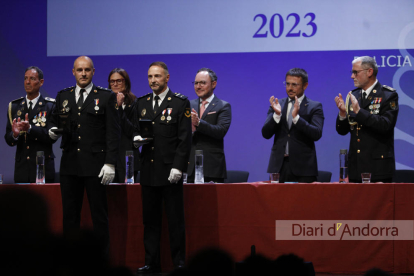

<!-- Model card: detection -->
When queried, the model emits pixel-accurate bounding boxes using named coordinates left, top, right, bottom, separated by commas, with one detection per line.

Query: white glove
left=168, top=168, right=182, bottom=184
left=98, top=164, right=115, bottom=185
left=49, top=127, right=61, bottom=140
left=133, top=135, right=149, bottom=148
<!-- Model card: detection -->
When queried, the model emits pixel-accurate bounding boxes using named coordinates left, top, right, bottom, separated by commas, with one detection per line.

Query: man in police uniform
left=49, top=56, right=120, bottom=255
left=335, top=56, right=399, bottom=183
left=134, top=62, right=191, bottom=273
left=5, top=66, right=56, bottom=183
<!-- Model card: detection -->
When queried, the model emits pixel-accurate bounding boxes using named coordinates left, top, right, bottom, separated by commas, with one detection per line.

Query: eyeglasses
left=350, top=69, right=368, bottom=76
left=192, top=81, right=209, bottom=86
left=109, top=79, right=125, bottom=85
left=283, top=81, right=301, bottom=88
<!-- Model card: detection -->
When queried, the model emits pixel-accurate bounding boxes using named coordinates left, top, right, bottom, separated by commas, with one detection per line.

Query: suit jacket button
left=78, top=124, right=81, bottom=128
left=27, top=156, right=30, bottom=160
left=27, top=146, right=29, bottom=149
left=357, top=150, right=360, bottom=153
left=152, top=147, right=154, bottom=150
left=357, top=139, right=360, bottom=142
left=78, top=136, right=81, bottom=140
left=78, top=149, right=80, bottom=152
left=381, top=155, right=384, bottom=158
left=152, top=122, right=155, bottom=124
left=151, top=159, right=153, bottom=163
left=288, top=134, right=290, bottom=137
left=78, top=113, right=81, bottom=116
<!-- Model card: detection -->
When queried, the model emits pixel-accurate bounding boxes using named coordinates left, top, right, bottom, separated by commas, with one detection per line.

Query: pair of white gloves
left=134, top=135, right=182, bottom=184
left=48, top=131, right=181, bottom=184
left=48, top=127, right=115, bottom=185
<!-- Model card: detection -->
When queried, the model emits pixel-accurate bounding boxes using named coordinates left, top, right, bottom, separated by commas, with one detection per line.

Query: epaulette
left=138, top=93, right=151, bottom=100
left=174, top=92, right=188, bottom=100
left=97, top=86, right=111, bottom=91
left=58, top=86, right=75, bottom=93
left=10, top=97, right=24, bottom=103
left=383, top=85, right=396, bottom=92
left=44, top=97, right=55, bottom=102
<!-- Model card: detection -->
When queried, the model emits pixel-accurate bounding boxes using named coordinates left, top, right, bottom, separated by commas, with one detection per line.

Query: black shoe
left=136, top=265, right=161, bottom=274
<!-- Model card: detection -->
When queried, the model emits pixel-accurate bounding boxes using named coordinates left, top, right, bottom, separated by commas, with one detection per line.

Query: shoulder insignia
left=10, top=97, right=24, bottom=103
left=185, top=108, right=191, bottom=118
left=44, top=97, right=55, bottom=102
left=97, top=86, right=111, bottom=91
left=174, top=93, right=188, bottom=100
left=58, top=86, right=75, bottom=93
left=383, top=85, right=396, bottom=92
left=137, top=93, right=151, bottom=100
left=390, top=101, right=397, bottom=110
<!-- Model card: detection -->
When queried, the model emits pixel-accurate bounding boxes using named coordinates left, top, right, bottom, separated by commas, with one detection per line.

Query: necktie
left=154, top=95, right=160, bottom=113
left=362, top=92, right=367, bottom=106
left=77, top=89, right=86, bottom=109
left=287, top=99, right=295, bottom=129
left=286, top=99, right=295, bottom=156
left=199, top=100, right=208, bottom=118
left=28, top=101, right=33, bottom=113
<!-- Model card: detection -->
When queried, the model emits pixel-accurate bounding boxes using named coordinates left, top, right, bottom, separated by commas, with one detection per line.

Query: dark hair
left=197, top=68, right=218, bottom=82
left=107, top=68, right=136, bottom=106
left=286, top=68, right=308, bottom=84
left=25, top=66, right=44, bottom=80
left=149, top=61, right=169, bottom=74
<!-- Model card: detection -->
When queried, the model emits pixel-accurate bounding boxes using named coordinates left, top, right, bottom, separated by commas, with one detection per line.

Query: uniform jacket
left=336, top=82, right=399, bottom=181
left=135, top=90, right=192, bottom=186
left=51, top=85, right=121, bottom=177
left=187, top=96, right=231, bottom=179
left=5, top=95, right=56, bottom=183
left=262, top=96, right=324, bottom=176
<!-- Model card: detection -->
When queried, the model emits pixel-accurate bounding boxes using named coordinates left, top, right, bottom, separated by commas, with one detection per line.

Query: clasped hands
left=335, top=92, right=360, bottom=117
left=269, top=95, right=300, bottom=118
left=191, top=108, right=200, bottom=132
left=12, top=113, right=30, bottom=138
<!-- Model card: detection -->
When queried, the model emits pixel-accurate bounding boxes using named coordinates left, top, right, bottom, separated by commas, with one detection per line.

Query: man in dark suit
left=134, top=62, right=191, bottom=273
left=187, top=68, right=231, bottom=183
left=5, top=66, right=56, bottom=183
left=335, top=56, right=398, bottom=183
left=262, top=68, right=324, bottom=183
left=49, top=56, right=120, bottom=255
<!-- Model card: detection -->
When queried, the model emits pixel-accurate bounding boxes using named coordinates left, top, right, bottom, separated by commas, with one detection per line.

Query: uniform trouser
left=141, top=184, right=186, bottom=267
left=60, top=175, right=109, bottom=256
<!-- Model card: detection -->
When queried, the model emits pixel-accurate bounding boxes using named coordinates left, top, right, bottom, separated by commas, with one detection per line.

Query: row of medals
left=61, top=99, right=100, bottom=112
left=33, top=112, right=47, bottom=127
left=161, top=108, right=172, bottom=121
left=369, top=98, right=381, bottom=114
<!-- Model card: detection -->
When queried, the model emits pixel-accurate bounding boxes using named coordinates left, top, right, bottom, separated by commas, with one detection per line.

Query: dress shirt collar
left=153, top=87, right=169, bottom=103
left=26, top=93, right=41, bottom=107
left=75, top=82, right=93, bottom=99
left=200, top=93, right=215, bottom=106
left=289, top=93, right=305, bottom=104
left=362, top=79, right=378, bottom=98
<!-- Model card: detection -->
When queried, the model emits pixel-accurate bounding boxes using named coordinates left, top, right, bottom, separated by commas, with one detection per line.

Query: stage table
left=0, top=182, right=413, bottom=274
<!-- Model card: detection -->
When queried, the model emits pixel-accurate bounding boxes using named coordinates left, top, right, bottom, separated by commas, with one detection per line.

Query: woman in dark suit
left=108, top=68, right=140, bottom=183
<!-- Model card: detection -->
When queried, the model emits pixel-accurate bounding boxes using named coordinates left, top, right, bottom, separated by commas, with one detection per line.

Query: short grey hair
left=353, top=56, right=378, bottom=76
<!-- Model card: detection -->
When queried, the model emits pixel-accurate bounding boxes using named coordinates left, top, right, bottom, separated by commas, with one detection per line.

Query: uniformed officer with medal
left=335, top=56, right=399, bottom=183
left=5, top=66, right=56, bottom=183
